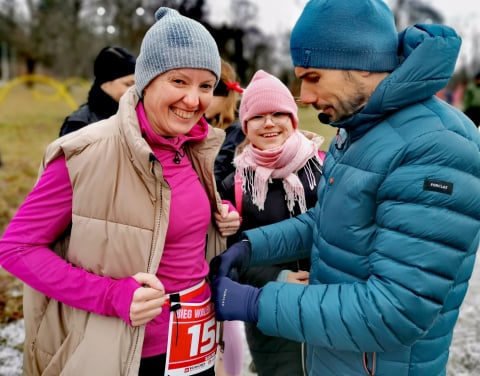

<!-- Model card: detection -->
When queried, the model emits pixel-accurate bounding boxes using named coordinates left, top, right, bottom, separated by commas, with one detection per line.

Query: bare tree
left=0, top=0, right=277, bottom=84
left=5, top=0, right=100, bottom=78
left=389, top=0, right=443, bottom=30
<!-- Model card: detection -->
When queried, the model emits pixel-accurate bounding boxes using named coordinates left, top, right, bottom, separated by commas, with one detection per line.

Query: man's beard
left=317, top=95, right=366, bottom=124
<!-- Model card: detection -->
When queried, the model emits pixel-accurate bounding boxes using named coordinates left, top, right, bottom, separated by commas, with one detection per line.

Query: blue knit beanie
left=135, top=7, right=221, bottom=96
left=290, top=0, right=399, bottom=72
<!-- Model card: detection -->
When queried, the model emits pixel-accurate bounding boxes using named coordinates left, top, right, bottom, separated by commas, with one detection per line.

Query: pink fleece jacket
left=0, top=104, right=214, bottom=357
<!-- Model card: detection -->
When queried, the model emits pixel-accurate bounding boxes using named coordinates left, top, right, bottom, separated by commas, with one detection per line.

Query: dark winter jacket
left=214, top=120, right=245, bottom=186
left=245, top=24, right=480, bottom=375
left=59, top=84, right=119, bottom=136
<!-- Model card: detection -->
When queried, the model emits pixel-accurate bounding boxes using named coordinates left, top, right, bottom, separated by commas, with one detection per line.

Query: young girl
left=218, top=70, right=324, bottom=376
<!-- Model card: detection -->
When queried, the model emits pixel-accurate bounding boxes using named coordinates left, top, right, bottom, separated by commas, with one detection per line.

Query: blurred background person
left=59, top=45, right=136, bottom=136
left=463, top=71, right=480, bottom=128
left=205, top=58, right=245, bottom=187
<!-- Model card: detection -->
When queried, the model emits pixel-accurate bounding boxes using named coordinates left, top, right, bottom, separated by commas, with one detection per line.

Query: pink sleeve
left=220, top=321, right=244, bottom=375
left=0, top=156, right=139, bottom=324
left=221, top=199, right=237, bottom=213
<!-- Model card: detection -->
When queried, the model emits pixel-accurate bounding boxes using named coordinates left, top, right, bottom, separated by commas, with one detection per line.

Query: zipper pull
left=335, top=129, right=346, bottom=150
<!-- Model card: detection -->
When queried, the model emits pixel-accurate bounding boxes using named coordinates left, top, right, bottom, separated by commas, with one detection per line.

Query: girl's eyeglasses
left=247, top=112, right=291, bottom=127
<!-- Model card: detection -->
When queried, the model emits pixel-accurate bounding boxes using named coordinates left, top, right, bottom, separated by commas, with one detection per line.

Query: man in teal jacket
left=210, top=0, right=480, bottom=375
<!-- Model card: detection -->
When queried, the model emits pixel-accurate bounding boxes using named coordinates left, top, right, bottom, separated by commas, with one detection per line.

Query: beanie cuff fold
left=291, top=48, right=398, bottom=72
left=289, top=0, right=399, bottom=72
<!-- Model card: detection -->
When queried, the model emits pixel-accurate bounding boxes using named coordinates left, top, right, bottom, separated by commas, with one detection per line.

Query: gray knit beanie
left=290, top=0, right=399, bottom=72
left=135, top=7, right=221, bottom=96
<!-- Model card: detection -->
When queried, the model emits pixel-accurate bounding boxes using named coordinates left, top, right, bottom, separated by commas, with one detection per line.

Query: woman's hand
left=214, top=203, right=241, bottom=237
left=287, top=270, right=309, bottom=285
left=130, top=273, right=166, bottom=327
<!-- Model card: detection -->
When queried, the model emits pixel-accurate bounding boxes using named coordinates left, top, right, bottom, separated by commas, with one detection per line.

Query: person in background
left=217, top=70, right=324, bottom=376
left=463, top=71, right=480, bottom=128
left=204, top=58, right=245, bottom=376
left=59, top=45, right=136, bottom=136
left=0, top=7, right=240, bottom=376
left=204, top=58, right=245, bottom=187
left=210, top=0, right=480, bottom=375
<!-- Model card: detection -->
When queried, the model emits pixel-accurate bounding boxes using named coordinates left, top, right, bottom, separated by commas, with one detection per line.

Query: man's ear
left=362, top=71, right=390, bottom=92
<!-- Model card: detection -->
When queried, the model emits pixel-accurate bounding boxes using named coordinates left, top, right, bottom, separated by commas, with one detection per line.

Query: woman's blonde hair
left=210, top=59, right=241, bottom=130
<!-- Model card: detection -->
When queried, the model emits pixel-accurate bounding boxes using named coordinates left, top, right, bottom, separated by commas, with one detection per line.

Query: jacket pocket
left=27, top=299, right=84, bottom=376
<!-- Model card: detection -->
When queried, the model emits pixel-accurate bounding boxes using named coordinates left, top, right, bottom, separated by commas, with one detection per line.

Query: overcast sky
left=208, top=0, right=478, bottom=31
left=207, top=0, right=479, bottom=70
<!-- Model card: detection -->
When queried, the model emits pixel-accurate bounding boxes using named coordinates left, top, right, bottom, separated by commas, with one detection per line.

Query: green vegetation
left=298, top=105, right=336, bottom=149
left=0, top=82, right=88, bottom=321
left=0, top=84, right=87, bottom=235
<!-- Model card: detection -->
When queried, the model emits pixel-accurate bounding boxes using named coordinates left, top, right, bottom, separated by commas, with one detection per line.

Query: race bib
left=164, top=298, right=218, bottom=376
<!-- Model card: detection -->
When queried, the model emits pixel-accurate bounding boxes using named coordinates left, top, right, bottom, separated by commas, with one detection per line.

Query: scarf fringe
left=235, top=132, right=323, bottom=215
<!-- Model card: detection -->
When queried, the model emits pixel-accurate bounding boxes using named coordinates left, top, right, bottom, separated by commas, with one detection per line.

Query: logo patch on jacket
left=423, top=179, right=453, bottom=195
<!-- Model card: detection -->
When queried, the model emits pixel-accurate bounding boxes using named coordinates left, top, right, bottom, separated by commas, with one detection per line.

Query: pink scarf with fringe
left=234, top=131, right=321, bottom=214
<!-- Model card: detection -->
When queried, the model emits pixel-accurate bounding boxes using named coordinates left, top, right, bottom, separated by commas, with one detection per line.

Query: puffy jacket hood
left=336, top=24, right=461, bottom=137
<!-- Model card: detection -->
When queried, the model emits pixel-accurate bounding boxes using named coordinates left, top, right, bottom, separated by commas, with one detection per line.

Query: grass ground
left=0, top=83, right=87, bottom=235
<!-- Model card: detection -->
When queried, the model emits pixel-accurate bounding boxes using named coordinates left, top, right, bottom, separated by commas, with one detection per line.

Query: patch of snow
left=0, top=319, right=24, bottom=376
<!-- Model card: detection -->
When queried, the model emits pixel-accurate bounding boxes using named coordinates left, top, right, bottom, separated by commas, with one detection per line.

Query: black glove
left=211, top=276, right=261, bottom=322
left=209, top=240, right=251, bottom=282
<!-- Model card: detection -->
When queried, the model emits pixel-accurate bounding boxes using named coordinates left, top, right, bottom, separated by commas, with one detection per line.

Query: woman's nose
left=183, top=89, right=200, bottom=107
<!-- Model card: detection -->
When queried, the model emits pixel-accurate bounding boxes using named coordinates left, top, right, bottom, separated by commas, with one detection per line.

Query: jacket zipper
left=126, top=154, right=163, bottom=375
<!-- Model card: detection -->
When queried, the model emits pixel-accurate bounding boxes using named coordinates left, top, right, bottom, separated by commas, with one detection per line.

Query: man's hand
left=209, top=240, right=251, bottom=282
left=214, top=203, right=241, bottom=237
left=211, top=276, right=261, bottom=322
left=130, top=273, right=166, bottom=327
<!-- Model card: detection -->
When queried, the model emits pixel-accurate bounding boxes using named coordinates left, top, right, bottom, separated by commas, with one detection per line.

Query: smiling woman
left=0, top=6, right=241, bottom=376
left=142, top=69, right=217, bottom=137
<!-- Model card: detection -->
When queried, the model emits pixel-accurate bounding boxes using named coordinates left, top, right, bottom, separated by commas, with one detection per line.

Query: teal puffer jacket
left=244, top=24, right=480, bottom=375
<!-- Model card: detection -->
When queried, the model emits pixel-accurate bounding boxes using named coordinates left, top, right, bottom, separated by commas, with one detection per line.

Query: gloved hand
left=209, top=240, right=251, bottom=282
left=211, top=276, right=261, bottom=322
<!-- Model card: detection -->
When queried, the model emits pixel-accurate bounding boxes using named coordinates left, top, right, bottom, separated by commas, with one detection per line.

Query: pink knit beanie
left=239, top=70, right=298, bottom=133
